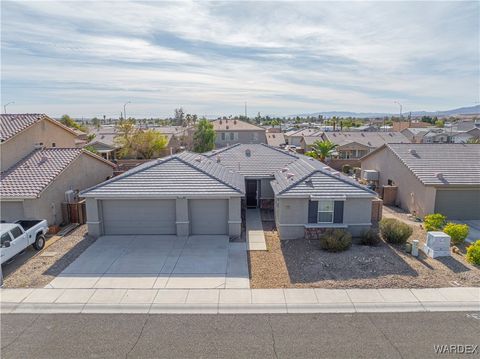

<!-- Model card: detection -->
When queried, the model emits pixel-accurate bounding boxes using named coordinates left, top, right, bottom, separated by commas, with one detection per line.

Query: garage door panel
left=190, top=199, right=228, bottom=235
left=102, top=199, right=176, bottom=235
left=434, top=190, right=480, bottom=220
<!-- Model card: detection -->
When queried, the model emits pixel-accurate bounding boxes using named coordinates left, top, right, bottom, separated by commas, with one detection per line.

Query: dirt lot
left=249, top=209, right=480, bottom=289
left=2, top=225, right=96, bottom=288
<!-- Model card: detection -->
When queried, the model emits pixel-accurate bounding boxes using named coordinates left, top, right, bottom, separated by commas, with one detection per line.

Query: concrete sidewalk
left=1, top=287, right=478, bottom=314
left=246, top=209, right=267, bottom=250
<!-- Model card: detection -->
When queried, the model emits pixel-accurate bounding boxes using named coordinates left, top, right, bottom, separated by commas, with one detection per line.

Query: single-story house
left=83, top=144, right=379, bottom=240
left=206, top=144, right=378, bottom=238
left=361, top=143, right=480, bottom=219
left=80, top=152, right=245, bottom=238
left=0, top=114, right=79, bottom=172
left=285, top=128, right=323, bottom=147
left=1, top=148, right=115, bottom=225
left=322, top=131, right=411, bottom=159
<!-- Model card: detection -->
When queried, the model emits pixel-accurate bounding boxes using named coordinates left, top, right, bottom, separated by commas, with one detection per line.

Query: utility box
left=423, top=231, right=451, bottom=258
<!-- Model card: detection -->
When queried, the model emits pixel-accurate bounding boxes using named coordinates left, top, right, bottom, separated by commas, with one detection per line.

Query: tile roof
left=81, top=151, right=245, bottom=198
left=205, top=144, right=299, bottom=178
left=1, top=114, right=45, bottom=142
left=302, top=136, right=323, bottom=146
left=212, top=119, right=265, bottom=132
left=323, top=131, right=410, bottom=148
left=1, top=148, right=85, bottom=198
left=285, top=128, right=323, bottom=137
left=271, top=155, right=376, bottom=198
left=0, top=114, right=77, bottom=142
left=266, top=132, right=286, bottom=147
left=384, top=143, right=480, bottom=186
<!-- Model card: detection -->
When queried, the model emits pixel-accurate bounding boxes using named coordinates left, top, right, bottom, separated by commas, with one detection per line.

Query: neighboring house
left=422, top=130, right=449, bottom=144
left=361, top=144, right=480, bottom=219
left=80, top=152, right=245, bottom=238
left=350, top=124, right=378, bottom=132
left=82, top=144, right=378, bottom=240
left=322, top=131, right=411, bottom=159
left=450, top=128, right=480, bottom=143
left=392, top=121, right=431, bottom=132
left=266, top=132, right=286, bottom=148
left=400, top=128, right=433, bottom=143
left=300, top=136, right=323, bottom=152
left=206, top=144, right=378, bottom=238
left=284, top=128, right=323, bottom=147
left=87, top=131, right=119, bottom=161
left=0, top=148, right=115, bottom=225
left=212, top=119, right=266, bottom=148
left=0, top=114, right=79, bottom=171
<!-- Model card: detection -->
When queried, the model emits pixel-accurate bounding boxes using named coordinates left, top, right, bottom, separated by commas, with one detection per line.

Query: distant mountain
left=290, top=105, right=480, bottom=118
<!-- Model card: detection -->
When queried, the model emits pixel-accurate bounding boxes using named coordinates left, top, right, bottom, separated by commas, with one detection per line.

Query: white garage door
left=190, top=199, right=228, bottom=235
left=102, top=199, right=176, bottom=235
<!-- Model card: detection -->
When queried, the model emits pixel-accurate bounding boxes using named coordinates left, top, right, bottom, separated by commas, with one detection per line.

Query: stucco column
left=228, top=197, right=242, bottom=238
left=423, top=186, right=437, bottom=217
left=85, top=198, right=102, bottom=237
left=176, top=198, right=189, bottom=237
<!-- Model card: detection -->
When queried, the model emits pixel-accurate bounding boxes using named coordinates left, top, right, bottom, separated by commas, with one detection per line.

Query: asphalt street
left=1, top=312, right=479, bottom=358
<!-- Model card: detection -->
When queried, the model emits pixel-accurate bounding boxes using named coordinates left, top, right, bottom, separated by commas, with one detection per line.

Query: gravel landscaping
left=249, top=209, right=480, bottom=289
left=2, top=225, right=96, bottom=288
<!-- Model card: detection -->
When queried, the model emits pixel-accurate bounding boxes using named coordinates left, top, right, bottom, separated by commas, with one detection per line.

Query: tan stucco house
left=212, top=119, right=266, bottom=148
left=361, top=143, right=480, bottom=219
left=1, top=148, right=115, bottom=225
left=0, top=114, right=79, bottom=172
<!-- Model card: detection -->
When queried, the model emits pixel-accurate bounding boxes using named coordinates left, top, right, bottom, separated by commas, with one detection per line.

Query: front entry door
left=246, top=180, right=258, bottom=208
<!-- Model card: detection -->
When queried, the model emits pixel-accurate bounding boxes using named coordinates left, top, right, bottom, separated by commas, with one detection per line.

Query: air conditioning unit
left=363, top=170, right=379, bottom=181
left=65, top=190, right=77, bottom=204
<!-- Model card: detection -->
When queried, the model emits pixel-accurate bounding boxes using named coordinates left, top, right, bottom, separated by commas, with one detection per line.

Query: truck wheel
left=33, top=234, right=45, bottom=250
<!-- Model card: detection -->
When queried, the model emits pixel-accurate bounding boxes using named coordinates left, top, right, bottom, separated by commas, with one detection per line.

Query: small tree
left=443, top=223, right=469, bottom=245
left=193, top=119, right=215, bottom=153
left=115, top=119, right=137, bottom=158
left=309, top=140, right=338, bottom=162
left=423, top=213, right=447, bottom=231
left=60, top=114, right=87, bottom=132
left=130, top=130, right=168, bottom=159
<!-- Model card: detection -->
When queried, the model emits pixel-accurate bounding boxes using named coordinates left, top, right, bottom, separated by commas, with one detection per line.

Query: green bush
left=423, top=213, right=447, bottom=231
left=466, top=240, right=480, bottom=265
left=359, top=229, right=382, bottom=246
left=319, top=229, right=352, bottom=252
left=341, top=164, right=351, bottom=174
left=379, top=218, right=413, bottom=244
left=443, top=223, right=469, bottom=245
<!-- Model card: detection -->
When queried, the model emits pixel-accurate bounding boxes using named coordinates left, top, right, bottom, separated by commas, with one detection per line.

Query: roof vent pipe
left=216, top=156, right=221, bottom=163
left=287, top=173, right=295, bottom=179
left=245, top=149, right=251, bottom=157
left=409, top=149, right=417, bottom=155
left=436, top=172, right=444, bottom=180
left=281, top=167, right=289, bottom=172
left=195, top=157, right=202, bottom=162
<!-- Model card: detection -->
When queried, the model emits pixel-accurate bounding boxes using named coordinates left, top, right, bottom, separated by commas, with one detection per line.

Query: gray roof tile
left=385, top=143, right=480, bottom=185
left=205, top=144, right=299, bottom=177
left=81, top=151, right=245, bottom=198
left=324, top=131, right=410, bottom=148
left=271, top=155, right=376, bottom=198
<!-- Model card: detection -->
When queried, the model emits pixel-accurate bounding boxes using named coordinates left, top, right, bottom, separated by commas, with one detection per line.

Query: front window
left=318, top=200, right=334, bottom=223
left=229, top=132, right=235, bottom=141
left=221, top=133, right=226, bottom=141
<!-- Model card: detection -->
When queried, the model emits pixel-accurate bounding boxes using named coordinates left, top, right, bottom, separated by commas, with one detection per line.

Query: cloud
left=1, top=0, right=478, bottom=117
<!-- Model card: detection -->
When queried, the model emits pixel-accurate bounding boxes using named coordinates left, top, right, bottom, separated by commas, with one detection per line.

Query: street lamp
left=394, top=101, right=403, bottom=119
left=3, top=101, right=15, bottom=114
left=123, top=101, right=131, bottom=120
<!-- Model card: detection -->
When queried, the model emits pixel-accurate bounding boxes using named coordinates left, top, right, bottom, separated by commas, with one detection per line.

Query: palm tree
left=307, top=140, right=338, bottom=162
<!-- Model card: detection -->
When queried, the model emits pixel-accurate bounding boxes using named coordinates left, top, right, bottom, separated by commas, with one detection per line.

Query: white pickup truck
left=0, top=220, right=48, bottom=265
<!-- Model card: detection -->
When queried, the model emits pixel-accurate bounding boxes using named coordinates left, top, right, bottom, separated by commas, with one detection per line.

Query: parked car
left=0, top=220, right=48, bottom=264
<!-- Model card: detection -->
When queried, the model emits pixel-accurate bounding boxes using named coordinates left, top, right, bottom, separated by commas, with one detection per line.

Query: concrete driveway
left=47, top=235, right=249, bottom=289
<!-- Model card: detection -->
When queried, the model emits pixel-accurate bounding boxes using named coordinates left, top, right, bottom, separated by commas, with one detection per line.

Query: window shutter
left=308, top=201, right=318, bottom=223
left=333, top=201, right=344, bottom=223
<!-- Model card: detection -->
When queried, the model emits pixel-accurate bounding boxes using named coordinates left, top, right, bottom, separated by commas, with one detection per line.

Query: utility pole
left=244, top=102, right=247, bottom=119
left=394, top=101, right=403, bottom=120
left=3, top=101, right=14, bottom=114
left=123, top=101, right=131, bottom=120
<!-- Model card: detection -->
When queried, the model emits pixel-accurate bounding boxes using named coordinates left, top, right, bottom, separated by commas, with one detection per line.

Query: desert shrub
left=379, top=218, right=413, bottom=244
left=341, top=164, right=351, bottom=174
left=359, top=228, right=382, bottom=246
left=443, top=223, right=469, bottom=245
left=466, top=240, right=480, bottom=265
left=423, top=213, right=446, bottom=231
left=319, top=229, right=352, bottom=252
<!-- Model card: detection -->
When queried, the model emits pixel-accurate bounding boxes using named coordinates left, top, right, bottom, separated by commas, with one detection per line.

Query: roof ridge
left=80, top=155, right=176, bottom=195
left=259, top=143, right=299, bottom=159
left=204, top=143, right=242, bottom=157
left=176, top=155, right=243, bottom=194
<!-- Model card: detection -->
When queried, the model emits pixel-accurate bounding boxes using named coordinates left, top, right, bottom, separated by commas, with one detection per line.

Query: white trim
left=86, top=221, right=101, bottom=225
left=175, top=221, right=189, bottom=224
left=228, top=220, right=242, bottom=224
